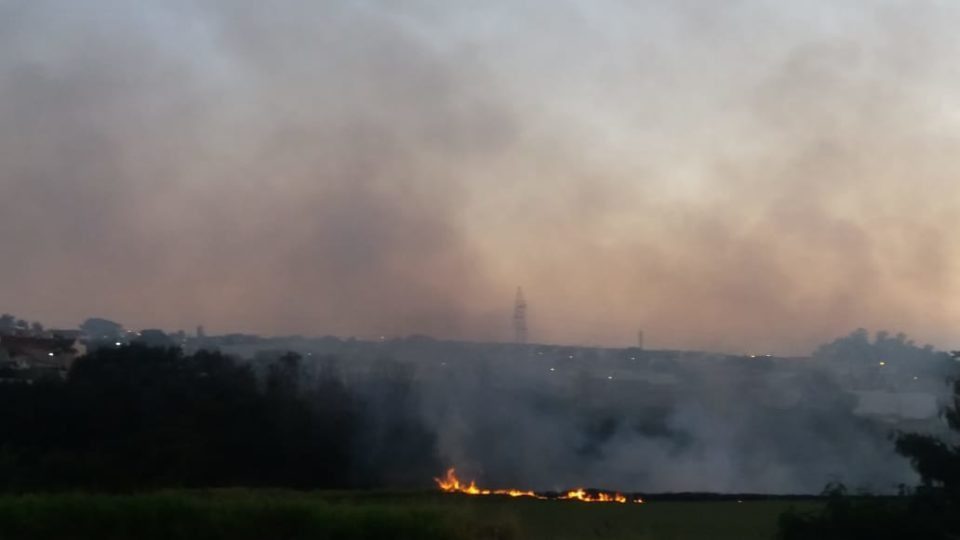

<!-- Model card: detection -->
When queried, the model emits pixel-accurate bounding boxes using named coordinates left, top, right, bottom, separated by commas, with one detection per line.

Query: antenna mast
left=513, top=287, right=528, bottom=344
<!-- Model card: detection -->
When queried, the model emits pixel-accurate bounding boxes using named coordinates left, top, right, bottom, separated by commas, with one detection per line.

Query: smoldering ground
left=3, top=1, right=960, bottom=354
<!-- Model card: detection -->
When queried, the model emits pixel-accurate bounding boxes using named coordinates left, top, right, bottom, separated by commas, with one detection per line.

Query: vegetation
left=471, top=497, right=813, bottom=540
left=4, top=337, right=956, bottom=538
left=0, top=345, right=438, bottom=491
left=0, top=491, right=500, bottom=540
left=0, top=314, right=43, bottom=335
left=778, top=354, right=960, bottom=539
left=778, top=486, right=934, bottom=540
left=0, top=490, right=814, bottom=540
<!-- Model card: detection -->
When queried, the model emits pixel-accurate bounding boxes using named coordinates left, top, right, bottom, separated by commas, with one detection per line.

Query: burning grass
left=434, top=468, right=641, bottom=504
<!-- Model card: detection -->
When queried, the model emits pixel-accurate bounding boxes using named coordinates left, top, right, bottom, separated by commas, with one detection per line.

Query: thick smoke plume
left=2, top=1, right=960, bottom=353
left=242, top=330, right=953, bottom=494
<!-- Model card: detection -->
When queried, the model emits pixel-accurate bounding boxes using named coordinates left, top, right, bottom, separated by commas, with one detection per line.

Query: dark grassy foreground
left=440, top=495, right=819, bottom=540
left=0, top=491, right=476, bottom=540
left=0, top=490, right=820, bottom=540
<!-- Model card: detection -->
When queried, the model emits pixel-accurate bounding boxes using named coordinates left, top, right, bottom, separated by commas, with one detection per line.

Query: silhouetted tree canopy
left=0, top=345, right=438, bottom=491
left=79, top=318, right=124, bottom=341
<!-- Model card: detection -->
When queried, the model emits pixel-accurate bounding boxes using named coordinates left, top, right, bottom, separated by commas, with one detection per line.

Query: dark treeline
left=0, top=345, right=438, bottom=491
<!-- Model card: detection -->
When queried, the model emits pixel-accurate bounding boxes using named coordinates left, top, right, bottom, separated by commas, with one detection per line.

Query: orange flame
left=562, top=488, right=628, bottom=503
left=433, top=468, right=642, bottom=504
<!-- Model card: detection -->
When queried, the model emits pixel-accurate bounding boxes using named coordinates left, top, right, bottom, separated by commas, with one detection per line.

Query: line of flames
left=434, top=468, right=643, bottom=504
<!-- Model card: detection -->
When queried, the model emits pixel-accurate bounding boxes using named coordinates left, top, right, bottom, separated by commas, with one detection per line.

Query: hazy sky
left=3, top=1, right=960, bottom=354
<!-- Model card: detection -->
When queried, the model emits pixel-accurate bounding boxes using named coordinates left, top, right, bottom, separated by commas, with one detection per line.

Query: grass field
left=0, top=490, right=820, bottom=540
left=415, top=493, right=820, bottom=540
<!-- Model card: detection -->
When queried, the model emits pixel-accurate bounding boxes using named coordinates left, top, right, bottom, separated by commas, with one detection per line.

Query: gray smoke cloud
left=446, top=336, right=954, bottom=493
left=2, top=1, right=960, bottom=354
left=259, top=330, right=952, bottom=494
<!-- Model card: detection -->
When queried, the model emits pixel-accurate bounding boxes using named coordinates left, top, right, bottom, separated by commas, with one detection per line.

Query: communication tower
left=513, top=287, right=528, bottom=344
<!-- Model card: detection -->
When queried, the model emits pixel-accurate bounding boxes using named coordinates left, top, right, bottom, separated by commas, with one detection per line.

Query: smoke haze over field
left=3, top=1, right=960, bottom=353
left=249, top=331, right=955, bottom=494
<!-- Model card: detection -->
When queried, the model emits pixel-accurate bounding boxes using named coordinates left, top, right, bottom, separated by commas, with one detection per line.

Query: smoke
left=240, top=330, right=951, bottom=494
left=390, top=333, right=952, bottom=494
left=3, top=1, right=960, bottom=353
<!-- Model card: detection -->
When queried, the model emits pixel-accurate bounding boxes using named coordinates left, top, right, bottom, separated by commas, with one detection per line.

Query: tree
left=133, top=329, right=175, bottom=348
left=0, top=314, right=14, bottom=334
left=780, top=353, right=960, bottom=539
left=80, top=318, right=124, bottom=342
left=0, top=345, right=377, bottom=491
left=896, top=353, right=960, bottom=477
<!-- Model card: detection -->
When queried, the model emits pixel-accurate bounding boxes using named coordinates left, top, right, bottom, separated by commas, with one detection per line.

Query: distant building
left=0, top=334, right=83, bottom=381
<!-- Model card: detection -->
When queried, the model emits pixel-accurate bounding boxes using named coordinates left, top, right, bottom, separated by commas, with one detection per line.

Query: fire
left=433, top=469, right=642, bottom=504
left=562, top=488, right=628, bottom=504
left=434, top=469, right=536, bottom=497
